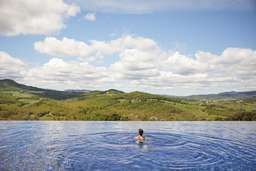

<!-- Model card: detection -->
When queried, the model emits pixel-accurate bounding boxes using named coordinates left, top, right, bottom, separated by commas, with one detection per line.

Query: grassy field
left=0, top=81, right=255, bottom=121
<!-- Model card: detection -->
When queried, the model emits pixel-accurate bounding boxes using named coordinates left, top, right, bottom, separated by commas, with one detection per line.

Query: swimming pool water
left=0, top=121, right=255, bottom=170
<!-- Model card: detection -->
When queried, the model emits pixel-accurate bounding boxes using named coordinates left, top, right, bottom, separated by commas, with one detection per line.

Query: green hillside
left=0, top=79, right=82, bottom=100
left=0, top=79, right=255, bottom=121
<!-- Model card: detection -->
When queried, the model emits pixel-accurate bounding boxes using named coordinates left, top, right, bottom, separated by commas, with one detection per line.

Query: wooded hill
left=0, top=79, right=255, bottom=120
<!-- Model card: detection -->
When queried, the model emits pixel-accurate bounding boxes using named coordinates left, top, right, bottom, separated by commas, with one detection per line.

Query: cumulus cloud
left=84, top=13, right=96, bottom=21
left=32, top=35, right=256, bottom=94
left=34, top=37, right=89, bottom=58
left=155, top=48, right=256, bottom=92
left=110, top=48, right=162, bottom=80
left=3, top=35, right=256, bottom=95
left=0, top=0, right=80, bottom=36
left=34, top=35, right=159, bottom=61
left=24, top=58, right=108, bottom=90
left=0, top=51, right=27, bottom=80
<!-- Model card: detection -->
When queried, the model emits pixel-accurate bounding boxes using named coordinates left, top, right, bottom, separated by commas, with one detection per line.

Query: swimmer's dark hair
left=138, top=128, right=143, bottom=136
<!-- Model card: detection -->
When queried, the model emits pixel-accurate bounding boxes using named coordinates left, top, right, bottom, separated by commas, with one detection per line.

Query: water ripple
left=0, top=122, right=256, bottom=170
left=83, top=132, right=256, bottom=170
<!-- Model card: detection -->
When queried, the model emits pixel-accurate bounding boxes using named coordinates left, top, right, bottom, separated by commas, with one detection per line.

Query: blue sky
left=0, top=0, right=256, bottom=95
left=1, top=11, right=256, bottom=64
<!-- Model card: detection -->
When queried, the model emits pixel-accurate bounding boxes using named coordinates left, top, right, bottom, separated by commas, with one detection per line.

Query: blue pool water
left=0, top=121, right=256, bottom=171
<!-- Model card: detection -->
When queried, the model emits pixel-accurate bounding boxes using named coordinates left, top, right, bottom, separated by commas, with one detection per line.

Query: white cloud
left=110, top=48, right=162, bottom=80
left=32, top=35, right=256, bottom=95
left=34, top=37, right=90, bottom=58
left=34, top=35, right=159, bottom=61
left=0, top=51, right=27, bottom=80
left=84, top=13, right=96, bottom=21
left=0, top=0, right=80, bottom=36
left=24, top=58, right=107, bottom=90
left=3, top=35, right=256, bottom=95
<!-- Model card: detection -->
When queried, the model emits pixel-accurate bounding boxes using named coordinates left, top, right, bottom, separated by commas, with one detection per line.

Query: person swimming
left=135, top=128, right=145, bottom=143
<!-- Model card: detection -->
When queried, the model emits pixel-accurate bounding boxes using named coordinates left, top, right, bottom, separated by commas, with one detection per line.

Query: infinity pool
left=0, top=121, right=255, bottom=170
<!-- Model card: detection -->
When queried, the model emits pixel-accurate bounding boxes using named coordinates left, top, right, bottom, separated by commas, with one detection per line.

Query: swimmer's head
left=138, top=128, right=143, bottom=136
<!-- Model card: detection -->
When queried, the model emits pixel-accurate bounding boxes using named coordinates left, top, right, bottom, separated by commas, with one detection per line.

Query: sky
left=0, top=0, right=256, bottom=96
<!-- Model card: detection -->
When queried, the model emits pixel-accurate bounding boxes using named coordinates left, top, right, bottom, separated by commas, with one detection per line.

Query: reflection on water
left=0, top=121, right=256, bottom=170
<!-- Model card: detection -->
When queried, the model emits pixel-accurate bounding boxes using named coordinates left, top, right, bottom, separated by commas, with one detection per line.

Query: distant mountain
left=187, top=91, right=256, bottom=100
left=0, top=79, right=83, bottom=100
left=0, top=79, right=255, bottom=121
left=219, top=91, right=256, bottom=97
left=65, top=89, right=91, bottom=93
left=0, top=79, right=37, bottom=90
left=1, top=79, right=255, bottom=100
left=103, top=89, right=124, bottom=94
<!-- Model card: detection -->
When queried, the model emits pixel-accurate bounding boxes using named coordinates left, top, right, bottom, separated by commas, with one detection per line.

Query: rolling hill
left=0, top=79, right=255, bottom=121
left=0, top=79, right=83, bottom=99
left=187, top=91, right=256, bottom=100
